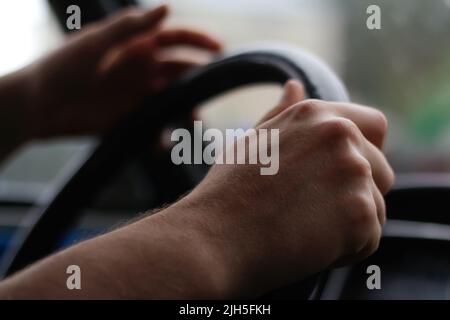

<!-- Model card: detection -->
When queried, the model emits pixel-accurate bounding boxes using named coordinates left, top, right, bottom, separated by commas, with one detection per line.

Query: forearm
left=0, top=68, right=31, bottom=164
left=0, top=199, right=234, bottom=299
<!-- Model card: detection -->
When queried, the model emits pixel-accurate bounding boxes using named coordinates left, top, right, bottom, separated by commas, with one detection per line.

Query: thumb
left=279, top=79, right=305, bottom=110
left=257, top=80, right=305, bottom=125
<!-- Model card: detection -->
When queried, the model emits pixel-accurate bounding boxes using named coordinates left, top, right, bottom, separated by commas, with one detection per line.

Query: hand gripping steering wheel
left=0, top=44, right=350, bottom=298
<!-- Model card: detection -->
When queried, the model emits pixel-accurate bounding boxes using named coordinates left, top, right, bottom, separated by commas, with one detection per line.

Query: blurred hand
left=177, top=80, right=394, bottom=297
left=24, top=5, right=222, bottom=138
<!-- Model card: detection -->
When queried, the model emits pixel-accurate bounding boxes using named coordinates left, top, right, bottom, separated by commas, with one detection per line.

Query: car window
left=0, top=1, right=63, bottom=75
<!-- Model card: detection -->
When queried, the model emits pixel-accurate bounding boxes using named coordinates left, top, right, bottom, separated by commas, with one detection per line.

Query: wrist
left=169, top=189, right=268, bottom=298
left=131, top=200, right=238, bottom=299
left=144, top=195, right=255, bottom=299
left=179, top=179, right=315, bottom=298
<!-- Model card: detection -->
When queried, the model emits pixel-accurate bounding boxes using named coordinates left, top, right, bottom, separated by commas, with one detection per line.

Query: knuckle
left=290, top=99, right=322, bottom=119
left=333, top=154, right=372, bottom=180
left=346, top=192, right=376, bottom=228
left=346, top=155, right=372, bottom=179
left=115, top=9, right=142, bottom=29
left=119, top=8, right=141, bottom=19
left=329, top=153, right=372, bottom=183
left=76, top=30, right=103, bottom=54
left=322, top=122, right=372, bottom=179
left=119, top=16, right=138, bottom=29
left=317, top=117, right=360, bottom=143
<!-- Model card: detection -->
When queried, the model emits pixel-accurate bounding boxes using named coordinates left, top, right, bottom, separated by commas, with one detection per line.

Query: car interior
left=0, top=0, right=450, bottom=300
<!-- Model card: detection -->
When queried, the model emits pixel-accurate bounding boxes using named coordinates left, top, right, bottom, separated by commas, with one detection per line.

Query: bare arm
left=0, top=200, right=233, bottom=299
left=0, top=82, right=394, bottom=299
left=0, top=4, right=221, bottom=163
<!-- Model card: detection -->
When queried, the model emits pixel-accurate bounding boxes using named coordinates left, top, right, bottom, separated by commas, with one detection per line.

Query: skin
left=0, top=4, right=221, bottom=160
left=0, top=5, right=394, bottom=299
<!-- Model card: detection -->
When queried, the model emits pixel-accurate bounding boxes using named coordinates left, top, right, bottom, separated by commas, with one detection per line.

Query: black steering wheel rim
left=0, top=45, right=350, bottom=298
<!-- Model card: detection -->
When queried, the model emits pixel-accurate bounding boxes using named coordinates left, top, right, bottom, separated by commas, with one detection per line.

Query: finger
left=334, top=116, right=394, bottom=195
left=154, top=28, right=223, bottom=51
left=95, top=5, right=169, bottom=49
left=278, top=80, right=305, bottom=110
left=257, top=80, right=305, bottom=125
left=360, top=138, right=395, bottom=195
left=371, top=180, right=387, bottom=226
left=322, top=101, right=388, bottom=149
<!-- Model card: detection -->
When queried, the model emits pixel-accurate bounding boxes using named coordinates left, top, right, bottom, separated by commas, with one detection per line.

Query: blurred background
left=1, top=0, right=450, bottom=181
left=0, top=0, right=450, bottom=298
left=0, top=0, right=450, bottom=253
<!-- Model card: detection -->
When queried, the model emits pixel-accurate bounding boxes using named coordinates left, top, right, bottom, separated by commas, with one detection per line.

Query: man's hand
left=23, top=5, right=222, bottom=138
left=177, top=80, right=395, bottom=297
left=0, top=81, right=395, bottom=299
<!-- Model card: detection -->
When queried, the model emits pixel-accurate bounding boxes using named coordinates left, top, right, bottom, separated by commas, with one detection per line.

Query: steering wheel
left=0, top=44, right=350, bottom=298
